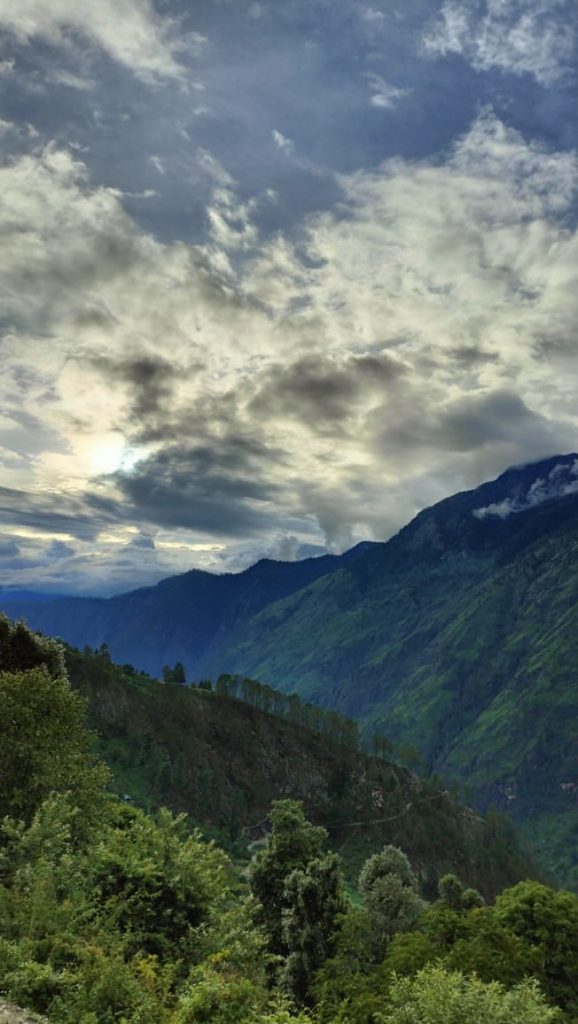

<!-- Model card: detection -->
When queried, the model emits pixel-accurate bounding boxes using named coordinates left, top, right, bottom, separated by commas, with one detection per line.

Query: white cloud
left=423, top=0, right=575, bottom=85
left=360, top=8, right=386, bottom=25
left=47, top=68, right=95, bottom=91
left=365, top=72, right=410, bottom=109
left=473, top=458, right=578, bottom=518
left=1, top=111, right=578, bottom=590
left=149, top=155, right=166, bottom=175
left=0, top=0, right=203, bottom=82
left=244, top=111, right=578, bottom=484
left=272, top=129, right=295, bottom=155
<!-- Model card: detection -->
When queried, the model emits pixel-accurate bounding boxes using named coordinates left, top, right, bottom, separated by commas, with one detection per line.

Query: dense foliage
left=1, top=616, right=577, bottom=1022
left=61, top=642, right=531, bottom=895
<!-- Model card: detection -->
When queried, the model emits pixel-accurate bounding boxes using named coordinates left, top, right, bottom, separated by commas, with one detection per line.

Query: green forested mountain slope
left=193, top=461, right=578, bottom=884
left=63, top=643, right=530, bottom=896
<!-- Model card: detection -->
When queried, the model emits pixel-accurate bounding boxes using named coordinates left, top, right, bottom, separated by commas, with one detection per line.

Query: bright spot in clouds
left=88, top=438, right=142, bottom=477
left=0, top=0, right=576, bottom=593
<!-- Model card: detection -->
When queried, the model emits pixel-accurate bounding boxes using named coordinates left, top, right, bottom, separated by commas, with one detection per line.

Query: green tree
left=359, top=847, right=423, bottom=960
left=0, top=614, right=64, bottom=677
left=173, top=662, right=187, bottom=686
left=377, top=965, right=559, bottom=1024
left=249, top=801, right=327, bottom=957
left=493, top=881, right=578, bottom=1017
left=443, top=907, right=541, bottom=988
left=90, top=806, right=227, bottom=961
left=0, top=666, right=108, bottom=826
left=280, top=852, right=344, bottom=1004
left=249, top=801, right=343, bottom=1003
left=438, top=874, right=484, bottom=913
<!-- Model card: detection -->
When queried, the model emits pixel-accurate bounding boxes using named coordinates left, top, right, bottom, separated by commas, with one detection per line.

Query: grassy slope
left=65, top=645, right=533, bottom=897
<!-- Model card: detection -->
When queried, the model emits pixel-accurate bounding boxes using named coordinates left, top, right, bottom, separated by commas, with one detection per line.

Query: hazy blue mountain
left=1, top=546, right=377, bottom=676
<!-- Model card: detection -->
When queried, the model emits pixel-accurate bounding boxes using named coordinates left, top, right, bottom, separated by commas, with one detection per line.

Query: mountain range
left=4, top=453, right=578, bottom=885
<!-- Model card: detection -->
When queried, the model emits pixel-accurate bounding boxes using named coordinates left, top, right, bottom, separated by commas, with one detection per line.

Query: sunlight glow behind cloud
left=0, top=0, right=576, bottom=592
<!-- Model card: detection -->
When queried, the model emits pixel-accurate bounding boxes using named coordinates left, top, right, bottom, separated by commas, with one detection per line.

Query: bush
left=377, top=965, right=560, bottom=1024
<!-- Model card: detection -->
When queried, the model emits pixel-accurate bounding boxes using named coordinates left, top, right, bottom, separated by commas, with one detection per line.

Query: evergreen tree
left=359, top=846, right=423, bottom=960
left=280, top=852, right=344, bottom=1005
left=249, top=801, right=327, bottom=957
left=250, top=801, right=343, bottom=1003
left=173, top=662, right=186, bottom=686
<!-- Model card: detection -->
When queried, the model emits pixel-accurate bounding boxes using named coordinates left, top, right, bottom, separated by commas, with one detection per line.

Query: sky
left=0, top=0, right=577, bottom=595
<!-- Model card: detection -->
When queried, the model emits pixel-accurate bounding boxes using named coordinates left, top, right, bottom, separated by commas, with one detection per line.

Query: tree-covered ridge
left=1, top=616, right=576, bottom=1023
left=62, top=638, right=532, bottom=895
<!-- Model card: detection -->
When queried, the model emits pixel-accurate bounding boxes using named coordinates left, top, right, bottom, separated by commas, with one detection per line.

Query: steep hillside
left=194, top=457, right=578, bottom=884
left=63, top=643, right=531, bottom=896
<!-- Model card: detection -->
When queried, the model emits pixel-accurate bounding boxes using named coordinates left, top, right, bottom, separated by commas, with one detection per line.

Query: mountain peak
left=473, top=453, right=578, bottom=520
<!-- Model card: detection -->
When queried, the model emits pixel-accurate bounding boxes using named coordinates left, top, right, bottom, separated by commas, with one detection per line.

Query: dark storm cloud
left=87, top=354, right=189, bottom=422
left=377, top=390, right=576, bottom=459
left=111, top=436, right=283, bottom=536
left=0, top=485, right=114, bottom=541
left=250, top=353, right=404, bottom=429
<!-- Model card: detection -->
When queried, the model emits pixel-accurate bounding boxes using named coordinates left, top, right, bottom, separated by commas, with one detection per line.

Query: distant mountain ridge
left=1, top=544, right=378, bottom=676
left=5, top=454, right=578, bottom=885
left=8, top=456, right=578, bottom=675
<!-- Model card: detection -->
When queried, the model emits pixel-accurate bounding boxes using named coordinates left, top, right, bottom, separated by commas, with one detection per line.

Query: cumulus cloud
left=247, top=112, right=578, bottom=381
left=423, top=0, right=576, bottom=86
left=0, top=0, right=202, bottom=82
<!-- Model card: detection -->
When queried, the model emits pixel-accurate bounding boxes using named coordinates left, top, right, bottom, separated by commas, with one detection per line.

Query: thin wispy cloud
left=365, top=73, right=410, bottom=110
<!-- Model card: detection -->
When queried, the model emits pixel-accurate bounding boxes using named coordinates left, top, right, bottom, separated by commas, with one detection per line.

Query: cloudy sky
left=0, top=0, right=577, bottom=594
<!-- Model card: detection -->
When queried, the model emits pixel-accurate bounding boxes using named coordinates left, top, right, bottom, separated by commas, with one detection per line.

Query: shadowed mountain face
left=4, top=454, right=578, bottom=884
